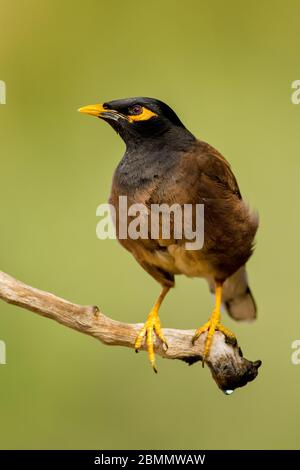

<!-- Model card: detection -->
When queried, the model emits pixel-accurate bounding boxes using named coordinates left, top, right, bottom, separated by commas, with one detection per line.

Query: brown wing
left=174, top=140, right=258, bottom=279
left=138, top=139, right=258, bottom=280
left=196, top=141, right=242, bottom=198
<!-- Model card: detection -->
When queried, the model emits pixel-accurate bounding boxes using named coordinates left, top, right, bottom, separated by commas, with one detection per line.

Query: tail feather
left=208, top=267, right=257, bottom=321
left=224, top=285, right=256, bottom=321
left=223, top=267, right=256, bottom=321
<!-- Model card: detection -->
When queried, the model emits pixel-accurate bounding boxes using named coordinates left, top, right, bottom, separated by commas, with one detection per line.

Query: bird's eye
left=129, top=104, right=143, bottom=115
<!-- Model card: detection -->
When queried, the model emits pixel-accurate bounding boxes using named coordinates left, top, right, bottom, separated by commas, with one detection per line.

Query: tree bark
left=0, top=270, right=261, bottom=393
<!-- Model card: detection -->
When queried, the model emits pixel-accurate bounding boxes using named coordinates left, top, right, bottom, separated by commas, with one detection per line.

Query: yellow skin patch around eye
left=78, top=104, right=157, bottom=122
left=127, top=107, right=157, bottom=122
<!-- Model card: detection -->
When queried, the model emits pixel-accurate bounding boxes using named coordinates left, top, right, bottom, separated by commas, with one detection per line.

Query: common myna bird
left=79, top=97, right=258, bottom=372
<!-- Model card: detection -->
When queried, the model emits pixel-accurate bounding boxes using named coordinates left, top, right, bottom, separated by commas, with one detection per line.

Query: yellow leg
left=135, top=286, right=169, bottom=373
left=192, top=283, right=236, bottom=365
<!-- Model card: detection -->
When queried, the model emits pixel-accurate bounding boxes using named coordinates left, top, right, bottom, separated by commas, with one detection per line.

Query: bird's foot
left=134, top=309, right=168, bottom=373
left=192, top=311, right=236, bottom=366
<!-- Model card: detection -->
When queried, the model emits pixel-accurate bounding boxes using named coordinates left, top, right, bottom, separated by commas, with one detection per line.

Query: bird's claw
left=192, top=316, right=236, bottom=365
left=134, top=309, right=168, bottom=372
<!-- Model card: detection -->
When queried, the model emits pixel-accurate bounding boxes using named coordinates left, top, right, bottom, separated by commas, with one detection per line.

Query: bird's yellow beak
left=78, top=104, right=105, bottom=117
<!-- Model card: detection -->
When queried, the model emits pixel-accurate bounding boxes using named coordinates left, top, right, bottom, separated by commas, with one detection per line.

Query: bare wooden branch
left=0, top=270, right=261, bottom=393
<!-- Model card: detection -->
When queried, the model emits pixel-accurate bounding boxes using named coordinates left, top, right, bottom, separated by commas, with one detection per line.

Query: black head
left=79, top=97, right=193, bottom=147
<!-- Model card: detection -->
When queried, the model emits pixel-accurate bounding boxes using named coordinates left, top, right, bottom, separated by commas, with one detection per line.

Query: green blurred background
left=0, top=0, right=299, bottom=450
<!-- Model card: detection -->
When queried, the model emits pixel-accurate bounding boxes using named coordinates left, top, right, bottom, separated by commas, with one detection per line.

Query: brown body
left=110, top=139, right=258, bottom=319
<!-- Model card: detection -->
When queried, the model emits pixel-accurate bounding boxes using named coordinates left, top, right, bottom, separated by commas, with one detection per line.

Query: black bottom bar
left=0, top=450, right=298, bottom=467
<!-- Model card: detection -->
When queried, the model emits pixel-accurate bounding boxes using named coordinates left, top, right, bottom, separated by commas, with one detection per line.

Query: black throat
left=114, top=126, right=196, bottom=192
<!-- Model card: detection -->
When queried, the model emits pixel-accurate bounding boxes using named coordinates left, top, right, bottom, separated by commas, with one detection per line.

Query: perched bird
left=79, top=97, right=258, bottom=372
